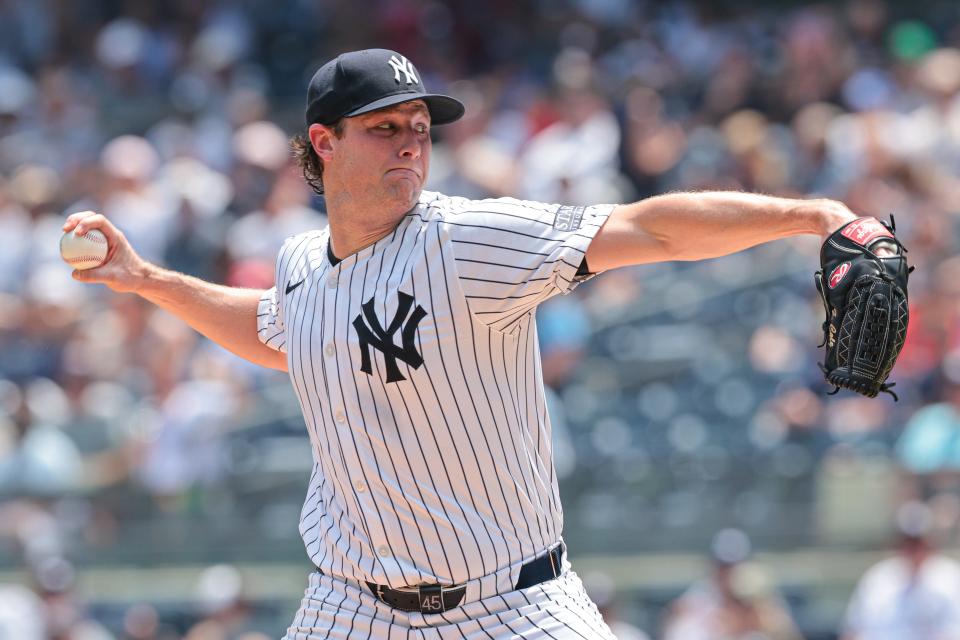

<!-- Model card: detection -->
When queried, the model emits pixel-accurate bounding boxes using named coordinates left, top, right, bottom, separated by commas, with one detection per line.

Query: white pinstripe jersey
left=257, top=190, right=614, bottom=589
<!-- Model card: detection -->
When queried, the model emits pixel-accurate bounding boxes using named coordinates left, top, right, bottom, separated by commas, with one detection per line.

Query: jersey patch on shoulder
left=553, top=205, right=586, bottom=232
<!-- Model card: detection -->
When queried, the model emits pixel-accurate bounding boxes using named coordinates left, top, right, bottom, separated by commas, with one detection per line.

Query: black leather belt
left=366, top=581, right=467, bottom=614
left=363, top=542, right=565, bottom=614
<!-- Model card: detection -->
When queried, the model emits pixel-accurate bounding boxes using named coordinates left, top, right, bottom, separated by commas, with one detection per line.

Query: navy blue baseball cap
left=305, top=49, right=465, bottom=126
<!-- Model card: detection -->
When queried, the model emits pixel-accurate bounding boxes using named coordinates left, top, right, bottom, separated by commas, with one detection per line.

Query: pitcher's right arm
left=64, top=211, right=288, bottom=372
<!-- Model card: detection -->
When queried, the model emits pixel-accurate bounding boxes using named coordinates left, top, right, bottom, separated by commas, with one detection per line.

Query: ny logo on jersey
left=387, top=54, right=418, bottom=85
left=353, top=292, right=427, bottom=383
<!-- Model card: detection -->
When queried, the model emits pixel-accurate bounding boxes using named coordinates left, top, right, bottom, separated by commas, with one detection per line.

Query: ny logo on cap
left=388, top=55, right=418, bottom=85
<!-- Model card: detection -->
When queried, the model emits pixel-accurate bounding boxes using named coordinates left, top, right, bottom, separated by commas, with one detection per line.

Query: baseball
left=60, top=228, right=109, bottom=270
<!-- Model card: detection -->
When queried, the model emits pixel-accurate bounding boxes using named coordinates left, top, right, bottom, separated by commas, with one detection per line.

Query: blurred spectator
left=0, top=556, right=114, bottom=640
left=841, top=501, right=960, bottom=640
left=897, top=376, right=960, bottom=483
left=0, top=583, right=45, bottom=639
left=586, top=572, right=652, bottom=640
left=137, top=370, right=239, bottom=503
left=31, top=555, right=116, bottom=640
left=97, top=135, right=173, bottom=265
left=121, top=603, right=167, bottom=640
left=0, top=378, right=84, bottom=495
left=520, top=85, right=627, bottom=205
left=538, top=295, right=592, bottom=391
left=183, top=564, right=270, bottom=640
left=662, top=529, right=802, bottom=640
left=538, top=295, right=592, bottom=478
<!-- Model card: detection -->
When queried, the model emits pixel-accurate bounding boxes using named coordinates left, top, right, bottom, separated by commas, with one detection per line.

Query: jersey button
left=355, top=480, right=366, bottom=493
left=378, top=546, right=390, bottom=557
left=334, top=411, right=346, bottom=423
left=326, top=276, right=337, bottom=289
left=324, top=344, right=335, bottom=357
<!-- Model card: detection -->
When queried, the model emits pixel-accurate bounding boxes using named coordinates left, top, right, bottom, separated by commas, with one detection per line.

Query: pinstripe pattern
left=259, top=191, right=615, bottom=636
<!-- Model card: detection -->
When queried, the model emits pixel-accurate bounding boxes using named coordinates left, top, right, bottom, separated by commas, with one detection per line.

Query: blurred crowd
left=2, top=0, right=960, bottom=637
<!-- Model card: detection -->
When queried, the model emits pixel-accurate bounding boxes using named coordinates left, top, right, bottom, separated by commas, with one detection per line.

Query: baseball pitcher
left=63, top=49, right=909, bottom=638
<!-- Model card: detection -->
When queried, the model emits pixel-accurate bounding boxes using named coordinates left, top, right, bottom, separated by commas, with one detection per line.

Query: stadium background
left=1, top=0, right=959, bottom=638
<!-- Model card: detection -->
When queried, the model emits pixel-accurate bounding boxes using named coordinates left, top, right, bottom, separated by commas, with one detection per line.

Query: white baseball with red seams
left=60, top=229, right=109, bottom=270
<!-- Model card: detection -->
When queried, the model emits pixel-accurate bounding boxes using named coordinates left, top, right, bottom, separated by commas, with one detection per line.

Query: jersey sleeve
left=257, top=233, right=312, bottom=354
left=257, top=286, right=286, bottom=353
left=442, top=196, right=615, bottom=330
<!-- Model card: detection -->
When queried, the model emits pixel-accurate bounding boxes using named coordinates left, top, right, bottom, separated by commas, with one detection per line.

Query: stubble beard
left=383, top=176, right=421, bottom=213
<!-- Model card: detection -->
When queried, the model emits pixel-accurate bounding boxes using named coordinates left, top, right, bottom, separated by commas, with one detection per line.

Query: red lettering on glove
left=841, top=218, right=894, bottom=247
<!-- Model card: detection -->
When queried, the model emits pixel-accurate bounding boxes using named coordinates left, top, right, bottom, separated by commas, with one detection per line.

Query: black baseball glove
left=814, top=216, right=912, bottom=400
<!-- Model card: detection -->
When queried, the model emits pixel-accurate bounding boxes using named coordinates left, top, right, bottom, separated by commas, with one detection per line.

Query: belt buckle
left=417, top=584, right=445, bottom=613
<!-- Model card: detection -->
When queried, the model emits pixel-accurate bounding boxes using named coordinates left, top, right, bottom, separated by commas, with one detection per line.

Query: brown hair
left=290, top=120, right=345, bottom=195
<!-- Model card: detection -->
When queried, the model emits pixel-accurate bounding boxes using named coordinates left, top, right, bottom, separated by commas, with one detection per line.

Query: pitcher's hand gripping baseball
left=814, top=216, right=912, bottom=399
left=61, top=211, right=149, bottom=293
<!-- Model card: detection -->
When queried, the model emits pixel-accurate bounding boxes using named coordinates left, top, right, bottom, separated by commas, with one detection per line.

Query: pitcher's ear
left=309, top=123, right=338, bottom=162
